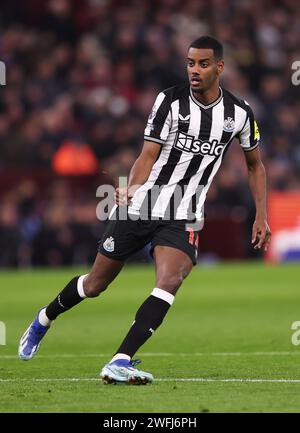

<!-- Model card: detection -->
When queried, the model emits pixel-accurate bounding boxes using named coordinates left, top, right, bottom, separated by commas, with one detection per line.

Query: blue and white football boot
left=18, top=308, right=50, bottom=361
left=100, top=359, right=153, bottom=385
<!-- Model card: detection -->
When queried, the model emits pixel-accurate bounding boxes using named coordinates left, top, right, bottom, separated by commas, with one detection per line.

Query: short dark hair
left=189, top=36, right=223, bottom=60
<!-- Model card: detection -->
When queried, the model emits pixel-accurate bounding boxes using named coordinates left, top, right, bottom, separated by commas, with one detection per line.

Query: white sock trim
left=77, top=274, right=88, bottom=299
left=110, top=353, right=131, bottom=363
left=151, top=287, right=175, bottom=306
left=38, top=308, right=52, bottom=327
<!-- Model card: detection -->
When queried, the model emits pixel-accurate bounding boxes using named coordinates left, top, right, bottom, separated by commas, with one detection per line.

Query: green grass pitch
left=1, top=262, right=300, bottom=413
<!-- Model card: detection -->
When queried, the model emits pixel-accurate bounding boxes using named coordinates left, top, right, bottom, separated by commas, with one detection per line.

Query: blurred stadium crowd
left=0, top=0, right=299, bottom=266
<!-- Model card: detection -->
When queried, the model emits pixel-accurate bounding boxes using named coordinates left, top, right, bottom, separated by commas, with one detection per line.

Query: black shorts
left=98, top=207, right=200, bottom=265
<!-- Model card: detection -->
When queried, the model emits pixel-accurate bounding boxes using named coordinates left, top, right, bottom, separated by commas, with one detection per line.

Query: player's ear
left=217, top=60, right=224, bottom=75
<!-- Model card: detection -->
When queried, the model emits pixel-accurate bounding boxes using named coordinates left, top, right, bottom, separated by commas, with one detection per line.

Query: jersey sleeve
left=238, top=103, right=260, bottom=152
left=144, top=91, right=172, bottom=145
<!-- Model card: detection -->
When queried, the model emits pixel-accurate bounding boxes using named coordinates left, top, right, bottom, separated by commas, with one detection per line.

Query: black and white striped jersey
left=128, top=83, right=260, bottom=223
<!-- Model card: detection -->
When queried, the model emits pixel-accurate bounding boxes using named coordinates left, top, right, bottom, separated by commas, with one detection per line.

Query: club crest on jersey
left=223, top=117, right=235, bottom=132
left=174, top=131, right=224, bottom=156
left=103, top=236, right=115, bottom=252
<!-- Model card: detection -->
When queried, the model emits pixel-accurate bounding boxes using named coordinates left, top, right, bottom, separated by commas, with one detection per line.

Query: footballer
left=19, top=36, right=271, bottom=385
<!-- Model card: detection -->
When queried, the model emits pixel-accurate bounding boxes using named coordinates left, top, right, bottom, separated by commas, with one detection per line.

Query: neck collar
left=190, top=87, right=223, bottom=109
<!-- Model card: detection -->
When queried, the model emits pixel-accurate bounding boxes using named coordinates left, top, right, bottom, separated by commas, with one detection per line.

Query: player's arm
left=115, top=140, right=161, bottom=205
left=115, top=90, right=171, bottom=205
left=244, top=146, right=271, bottom=251
left=239, top=105, right=271, bottom=251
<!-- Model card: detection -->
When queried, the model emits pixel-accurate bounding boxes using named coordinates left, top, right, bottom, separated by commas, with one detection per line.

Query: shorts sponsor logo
left=174, top=131, right=224, bottom=157
left=103, top=236, right=115, bottom=252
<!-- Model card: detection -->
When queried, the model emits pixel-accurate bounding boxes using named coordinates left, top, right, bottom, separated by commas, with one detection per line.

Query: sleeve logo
left=254, top=120, right=260, bottom=141
left=148, top=106, right=157, bottom=121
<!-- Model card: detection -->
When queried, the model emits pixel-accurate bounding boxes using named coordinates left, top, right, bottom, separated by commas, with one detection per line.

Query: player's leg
left=113, top=246, right=193, bottom=356
left=18, top=207, right=152, bottom=361
left=45, top=253, right=124, bottom=320
left=18, top=254, right=124, bottom=361
left=100, top=245, right=193, bottom=384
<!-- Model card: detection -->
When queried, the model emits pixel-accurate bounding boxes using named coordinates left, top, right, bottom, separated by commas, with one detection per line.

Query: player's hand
left=252, top=218, right=272, bottom=251
left=114, top=186, right=136, bottom=205
left=114, top=187, right=129, bottom=205
left=114, top=185, right=140, bottom=205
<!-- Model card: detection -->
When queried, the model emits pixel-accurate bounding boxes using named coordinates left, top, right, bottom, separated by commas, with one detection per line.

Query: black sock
left=45, top=276, right=85, bottom=320
left=116, top=295, right=171, bottom=358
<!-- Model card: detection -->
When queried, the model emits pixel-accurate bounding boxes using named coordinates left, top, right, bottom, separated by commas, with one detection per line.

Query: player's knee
left=156, top=273, right=184, bottom=294
left=83, top=275, right=108, bottom=298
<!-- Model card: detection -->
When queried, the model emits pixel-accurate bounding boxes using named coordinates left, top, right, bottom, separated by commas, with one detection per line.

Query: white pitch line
left=157, top=378, right=300, bottom=383
left=1, top=351, right=300, bottom=359
left=1, top=377, right=300, bottom=384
